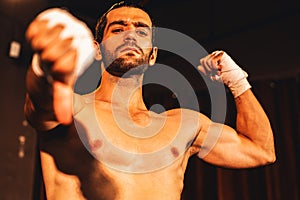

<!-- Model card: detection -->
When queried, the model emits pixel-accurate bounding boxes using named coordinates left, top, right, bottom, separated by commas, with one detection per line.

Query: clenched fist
left=198, top=50, right=251, bottom=98
left=26, top=8, right=95, bottom=125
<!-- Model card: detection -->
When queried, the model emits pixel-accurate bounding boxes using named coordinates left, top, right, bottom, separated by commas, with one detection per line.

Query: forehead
left=106, top=7, right=152, bottom=27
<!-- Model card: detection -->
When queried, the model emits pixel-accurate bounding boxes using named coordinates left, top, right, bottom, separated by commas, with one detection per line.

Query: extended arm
left=24, top=8, right=95, bottom=130
left=195, top=51, right=275, bottom=168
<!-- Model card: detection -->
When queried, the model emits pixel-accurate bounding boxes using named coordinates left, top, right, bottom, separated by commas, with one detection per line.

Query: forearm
left=24, top=62, right=59, bottom=131
left=235, top=89, right=275, bottom=162
left=197, top=51, right=276, bottom=167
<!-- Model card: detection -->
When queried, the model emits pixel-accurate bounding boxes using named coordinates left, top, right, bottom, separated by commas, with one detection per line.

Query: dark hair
left=94, top=1, right=155, bottom=44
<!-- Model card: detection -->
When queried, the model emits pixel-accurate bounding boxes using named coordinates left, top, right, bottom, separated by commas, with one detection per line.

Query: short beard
left=105, top=57, right=149, bottom=78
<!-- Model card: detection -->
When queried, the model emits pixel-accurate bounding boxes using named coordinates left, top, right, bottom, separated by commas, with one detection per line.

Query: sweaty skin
left=25, top=7, right=275, bottom=200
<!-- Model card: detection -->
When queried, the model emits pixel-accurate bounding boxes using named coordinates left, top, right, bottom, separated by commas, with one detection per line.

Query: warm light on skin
left=103, top=7, right=153, bottom=41
left=99, top=7, right=157, bottom=67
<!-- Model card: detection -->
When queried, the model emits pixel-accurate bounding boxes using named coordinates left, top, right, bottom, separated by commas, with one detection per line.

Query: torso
left=39, top=93, right=201, bottom=200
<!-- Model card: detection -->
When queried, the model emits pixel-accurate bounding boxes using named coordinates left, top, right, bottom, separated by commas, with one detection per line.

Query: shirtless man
left=24, top=2, right=276, bottom=200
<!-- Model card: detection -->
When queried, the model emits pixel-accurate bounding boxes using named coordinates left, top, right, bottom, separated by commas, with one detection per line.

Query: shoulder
left=165, top=107, right=213, bottom=147
left=164, top=108, right=212, bottom=140
left=73, top=92, right=96, bottom=115
left=165, top=108, right=211, bottom=125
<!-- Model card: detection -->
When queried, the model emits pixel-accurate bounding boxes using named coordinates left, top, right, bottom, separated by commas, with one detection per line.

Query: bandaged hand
left=27, top=8, right=95, bottom=78
left=198, top=50, right=251, bottom=98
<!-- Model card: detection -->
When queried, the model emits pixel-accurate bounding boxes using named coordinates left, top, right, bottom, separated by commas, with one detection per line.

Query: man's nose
left=123, top=30, right=137, bottom=42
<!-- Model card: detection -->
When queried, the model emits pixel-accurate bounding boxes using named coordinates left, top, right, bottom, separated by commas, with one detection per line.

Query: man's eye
left=112, top=29, right=123, bottom=33
left=136, top=29, right=148, bottom=37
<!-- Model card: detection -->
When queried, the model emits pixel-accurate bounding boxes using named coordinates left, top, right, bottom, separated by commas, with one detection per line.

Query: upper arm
left=192, top=114, right=272, bottom=168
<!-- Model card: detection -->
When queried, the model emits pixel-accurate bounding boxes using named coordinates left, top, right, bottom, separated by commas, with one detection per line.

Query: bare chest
left=73, top=102, right=199, bottom=173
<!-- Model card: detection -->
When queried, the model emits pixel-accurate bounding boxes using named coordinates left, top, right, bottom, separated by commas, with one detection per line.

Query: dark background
left=0, top=0, right=299, bottom=199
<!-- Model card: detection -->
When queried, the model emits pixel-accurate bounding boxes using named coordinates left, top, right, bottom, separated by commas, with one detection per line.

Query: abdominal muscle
left=104, top=152, right=190, bottom=200
left=40, top=145, right=193, bottom=200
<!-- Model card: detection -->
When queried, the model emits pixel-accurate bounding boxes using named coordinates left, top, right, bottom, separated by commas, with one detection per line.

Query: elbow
left=252, top=153, right=276, bottom=168
left=265, top=150, right=276, bottom=165
left=264, top=137, right=277, bottom=165
left=258, top=148, right=276, bottom=166
left=259, top=130, right=276, bottom=165
left=251, top=143, right=276, bottom=167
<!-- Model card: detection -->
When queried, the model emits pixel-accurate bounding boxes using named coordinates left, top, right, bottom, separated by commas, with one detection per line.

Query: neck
left=95, top=67, right=147, bottom=111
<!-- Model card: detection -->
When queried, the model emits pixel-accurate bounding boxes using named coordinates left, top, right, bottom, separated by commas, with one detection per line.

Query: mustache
left=116, top=41, right=144, bottom=55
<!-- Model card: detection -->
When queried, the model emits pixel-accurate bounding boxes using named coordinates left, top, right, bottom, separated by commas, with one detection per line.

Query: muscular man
left=24, top=2, right=275, bottom=200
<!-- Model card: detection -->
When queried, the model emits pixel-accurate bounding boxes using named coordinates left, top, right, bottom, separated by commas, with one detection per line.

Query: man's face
left=100, top=7, right=157, bottom=77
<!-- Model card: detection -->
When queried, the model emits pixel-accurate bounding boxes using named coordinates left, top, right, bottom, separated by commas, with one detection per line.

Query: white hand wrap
left=36, top=8, right=95, bottom=77
left=211, top=51, right=251, bottom=98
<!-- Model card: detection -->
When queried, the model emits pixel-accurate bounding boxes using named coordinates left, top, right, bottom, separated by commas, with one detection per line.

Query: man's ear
left=148, top=47, right=158, bottom=66
left=93, top=40, right=102, bottom=61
